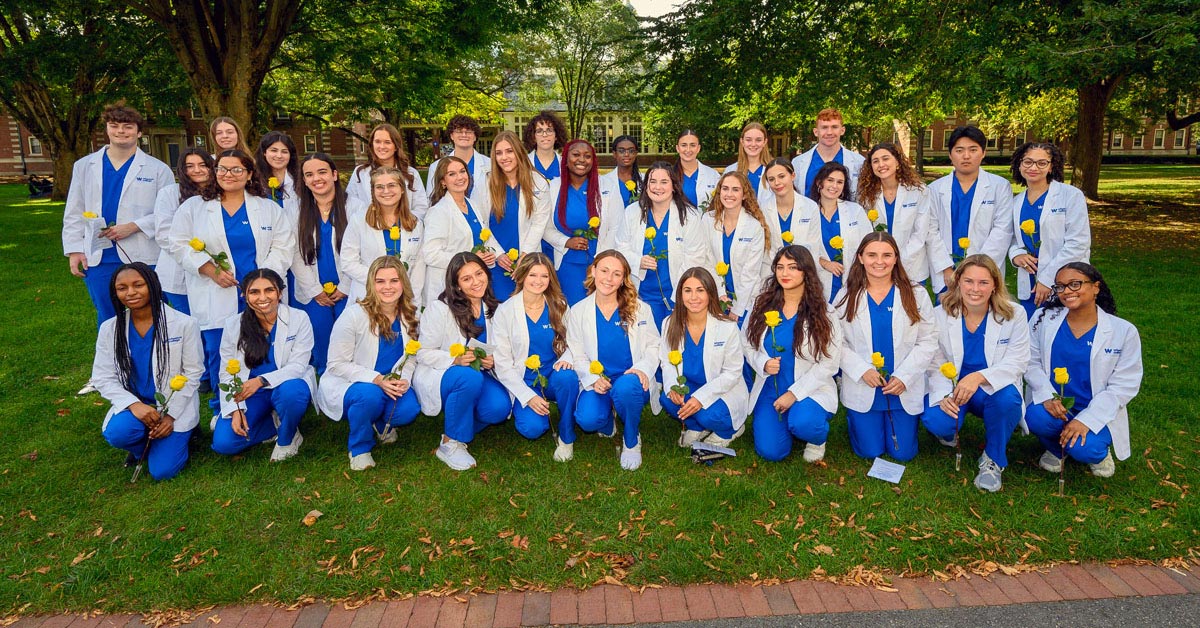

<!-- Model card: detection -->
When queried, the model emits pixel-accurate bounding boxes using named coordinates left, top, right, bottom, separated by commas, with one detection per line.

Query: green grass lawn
left=1, top=167, right=1198, bottom=616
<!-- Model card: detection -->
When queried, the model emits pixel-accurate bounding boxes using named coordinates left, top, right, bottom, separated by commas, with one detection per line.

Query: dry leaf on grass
left=302, top=510, right=323, bottom=526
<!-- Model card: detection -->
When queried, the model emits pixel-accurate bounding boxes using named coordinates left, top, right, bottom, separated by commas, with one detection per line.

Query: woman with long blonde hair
left=722, top=122, right=774, bottom=200
left=339, top=167, right=425, bottom=303
left=484, top=130, right=553, bottom=297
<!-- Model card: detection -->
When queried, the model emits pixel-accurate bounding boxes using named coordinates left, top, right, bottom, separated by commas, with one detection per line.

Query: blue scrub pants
left=491, top=266, right=517, bottom=301
left=573, top=373, right=648, bottom=448
left=921, top=385, right=1023, bottom=467
left=661, top=395, right=734, bottom=438
left=165, top=292, right=190, bottom=315
left=1019, top=297, right=1037, bottom=319
left=559, top=260, right=589, bottom=305
left=293, top=298, right=345, bottom=374
left=642, top=291, right=673, bottom=331
left=343, top=382, right=421, bottom=456
left=200, top=329, right=224, bottom=415
left=847, top=404, right=920, bottom=461
left=1024, top=403, right=1113, bottom=464
left=753, top=395, right=833, bottom=462
left=441, top=367, right=511, bottom=443
left=212, top=379, right=311, bottom=455
left=83, top=260, right=123, bottom=326
left=513, top=368, right=580, bottom=440
left=102, top=410, right=191, bottom=480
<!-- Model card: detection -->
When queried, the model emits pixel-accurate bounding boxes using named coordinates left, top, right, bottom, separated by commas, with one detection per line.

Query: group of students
left=66, top=104, right=1142, bottom=492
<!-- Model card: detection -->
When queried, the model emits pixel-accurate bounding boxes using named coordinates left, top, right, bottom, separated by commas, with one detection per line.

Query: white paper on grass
left=691, top=442, right=736, bottom=456
left=867, top=457, right=905, bottom=483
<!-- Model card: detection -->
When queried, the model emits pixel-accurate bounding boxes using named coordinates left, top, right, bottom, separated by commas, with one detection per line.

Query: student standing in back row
left=346, top=123, right=429, bottom=219
left=674, top=130, right=720, bottom=210
left=523, top=111, right=567, bottom=182
left=426, top=115, right=491, bottom=207
left=723, top=122, right=773, bottom=201
left=792, top=108, right=866, bottom=200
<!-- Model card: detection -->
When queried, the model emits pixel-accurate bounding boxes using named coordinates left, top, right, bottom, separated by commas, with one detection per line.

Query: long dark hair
left=108, top=263, right=170, bottom=396
left=556, top=139, right=601, bottom=232
left=440, top=252, right=498, bottom=340
left=807, top=162, right=852, bottom=204
left=203, top=150, right=265, bottom=200
left=296, top=153, right=348, bottom=265
left=1032, top=262, right=1117, bottom=331
left=664, top=267, right=729, bottom=350
left=254, top=131, right=299, bottom=191
left=236, top=269, right=285, bottom=369
left=177, top=148, right=214, bottom=204
left=638, top=161, right=694, bottom=225
left=1010, top=142, right=1066, bottom=186
left=612, top=134, right=641, bottom=199
left=746, top=246, right=835, bottom=360
left=836, top=232, right=921, bottom=324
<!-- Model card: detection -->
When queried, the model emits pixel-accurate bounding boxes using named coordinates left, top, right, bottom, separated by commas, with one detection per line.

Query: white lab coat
left=814, top=201, right=873, bottom=303
left=338, top=207, right=425, bottom=304
left=1008, top=180, right=1092, bottom=300
left=266, top=171, right=300, bottom=223
left=722, top=162, right=772, bottom=202
left=790, top=145, right=866, bottom=200
left=864, top=184, right=947, bottom=283
left=701, top=210, right=767, bottom=319
left=168, top=195, right=295, bottom=330
left=540, top=178, right=626, bottom=270
left=346, top=165, right=430, bottom=219
left=925, top=305, right=1030, bottom=401
left=599, top=169, right=637, bottom=206
left=836, top=285, right=937, bottom=416
left=566, top=294, right=662, bottom=409
left=288, top=199, right=364, bottom=305
left=421, top=194, right=500, bottom=303
left=153, top=187, right=202, bottom=294
left=614, top=201, right=712, bottom=291
left=217, top=304, right=317, bottom=418
left=928, top=170, right=1015, bottom=292
left=412, top=299, right=495, bottom=416
left=62, top=147, right=174, bottom=266
left=743, top=304, right=843, bottom=416
left=682, top=162, right=721, bottom=210
left=660, top=314, right=750, bottom=429
left=1026, top=307, right=1142, bottom=460
left=92, top=307, right=204, bottom=432
left=317, top=302, right=418, bottom=420
left=761, top=192, right=822, bottom=273
left=477, top=171, right=555, bottom=255
left=491, top=292, right=577, bottom=407
left=426, top=151, right=492, bottom=208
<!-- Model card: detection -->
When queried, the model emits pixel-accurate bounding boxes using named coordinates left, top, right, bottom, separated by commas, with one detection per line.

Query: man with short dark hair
left=425, top=114, right=491, bottom=204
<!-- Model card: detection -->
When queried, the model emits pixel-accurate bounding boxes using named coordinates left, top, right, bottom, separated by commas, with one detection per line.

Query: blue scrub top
left=525, top=307, right=556, bottom=385
left=638, top=211, right=673, bottom=308
left=374, top=319, right=406, bottom=374
left=618, top=177, right=634, bottom=207
left=883, top=197, right=897, bottom=234
left=803, top=148, right=842, bottom=197
left=721, top=229, right=735, bottom=297
left=745, top=165, right=764, bottom=196
left=1050, top=322, right=1096, bottom=412
left=128, top=320, right=157, bottom=404
left=777, top=210, right=794, bottom=237
left=596, top=306, right=633, bottom=379
left=950, top=177, right=978, bottom=258
left=820, top=208, right=843, bottom=300
left=317, top=218, right=340, bottom=285
left=534, top=154, right=560, bottom=181
left=1020, top=190, right=1048, bottom=293
left=249, top=325, right=279, bottom=379
left=473, top=307, right=488, bottom=344
left=558, top=181, right=595, bottom=265
left=960, top=316, right=988, bottom=377
left=490, top=185, right=522, bottom=253
left=767, top=312, right=798, bottom=392
left=463, top=200, right=484, bottom=246
left=868, top=286, right=897, bottom=411
left=681, top=330, right=707, bottom=390
left=682, top=170, right=699, bottom=207
left=222, top=202, right=257, bottom=284
left=100, top=152, right=134, bottom=265
left=464, top=154, right=476, bottom=197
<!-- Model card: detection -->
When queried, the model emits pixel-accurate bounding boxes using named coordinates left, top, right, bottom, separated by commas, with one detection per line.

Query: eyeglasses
left=215, top=166, right=247, bottom=175
left=1021, top=159, right=1051, bottom=169
left=533, top=128, right=555, bottom=136
left=1051, top=280, right=1095, bottom=294
left=614, top=148, right=637, bottom=155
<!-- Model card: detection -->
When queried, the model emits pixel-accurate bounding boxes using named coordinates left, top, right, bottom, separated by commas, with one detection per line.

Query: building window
left=589, top=115, right=614, bottom=153
left=358, top=139, right=367, bottom=154
left=1133, top=134, right=1144, bottom=148
left=1111, top=132, right=1123, bottom=148
left=941, top=129, right=953, bottom=150
left=193, top=136, right=205, bottom=149
left=277, top=110, right=292, bottom=121
left=624, top=118, right=643, bottom=149
left=27, top=136, right=43, bottom=156
left=1174, top=130, right=1186, bottom=148
left=304, top=134, right=317, bottom=153
left=513, top=116, right=527, bottom=140
left=1153, top=128, right=1165, bottom=148
left=986, top=137, right=998, bottom=149
left=922, top=131, right=933, bottom=150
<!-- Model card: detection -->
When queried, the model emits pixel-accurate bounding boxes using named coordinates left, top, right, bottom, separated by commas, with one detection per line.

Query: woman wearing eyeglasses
left=600, top=136, right=642, bottom=208
left=1008, top=143, right=1091, bottom=318
left=523, top=111, right=567, bottom=182
left=1024, top=262, right=1142, bottom=479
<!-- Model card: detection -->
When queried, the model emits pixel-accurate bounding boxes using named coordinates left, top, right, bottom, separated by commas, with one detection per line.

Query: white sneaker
left=599, top=422, right=618, bottom=438
left=701, top=425, right=745, bottom=448
left=678, top=430, right=707, bottom=448
left=802, top=442, right=826, bottom=463
left=553, top=437, right=574, bottom=462
left=974, top=452, right=1003, bottom=492
left=436, top=437, right=477, bottom=471
left=76, top=382, right=97, bottom=396
left=1089, top=450, right=1116, bottom=478
left=209, top=414, right=219, bottom=432
left=270, top=432, right=303, bottom=462
left=937, top=435, right=959, bottom=448
left=349, top=451, right=376, bottom=471
left=620, top=439, right=642, bottom=471
left=376, top=425, right=398, bottom=445
left=1038, top=450, right=1064, bottom=473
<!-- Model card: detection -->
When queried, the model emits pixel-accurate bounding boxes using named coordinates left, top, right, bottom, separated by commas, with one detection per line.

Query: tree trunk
left=1070, top=76, right=1124, bottom=200
left=913, top=125, right=927, bottom=177
left=50, top=141, right=91, bottom=201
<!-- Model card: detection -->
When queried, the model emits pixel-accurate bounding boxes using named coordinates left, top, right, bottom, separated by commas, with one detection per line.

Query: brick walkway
left=9, top=562, right=1199, bottom=628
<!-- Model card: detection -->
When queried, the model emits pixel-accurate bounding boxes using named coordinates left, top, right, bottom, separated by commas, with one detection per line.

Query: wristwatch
left=258, top=375, right=271, bottom=388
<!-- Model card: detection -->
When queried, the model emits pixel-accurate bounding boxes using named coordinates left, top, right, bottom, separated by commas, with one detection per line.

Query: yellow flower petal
left=715, top=262, right=729, bottom=277
left=449, top=343, right=466, bottom=358
left=169, top=374, right=188, bottom=392
left=939, top=362, right=957, bottom=380
left=644, top=227, right=656, bottom=240
left=507, top=248, right=519, bottom=261
left=323, top=282, right=336, bottom=295
left=389, top=226, right=401, bottom=240
left=958, top=237, right=970, bottom=251
left=479, top=228, right=492, bottom=242
left=830, top=235, right=844, bottom=250
left=625, top=179, right=636, bottom=191
left=404, top=340, right=421, bottom=355
left=867, top=209, right=879, bottom=222
left=668, top=350, right=683, bottom=366
left=189, top=237, right=206, bottom=252
left=82, top=211, right=98, bottom=219
left=588, top=216, right=600, bottom=229
left=1053, top=367, right=1069, bottom=386
left=267, top=176, right=280, bottom=189
left=780, top=231, right=793, bottom=243
left=525, top=355, right=542, bottom=370
left=589, top=360, right=605, bottom=375
left=226, top=359, right=241, bottom=375
left=871, top=352, right=885, bottom=369
left=1020, top=219, right=1036, bottom=237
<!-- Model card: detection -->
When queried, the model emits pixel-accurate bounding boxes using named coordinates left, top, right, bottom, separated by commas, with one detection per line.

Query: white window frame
left=193, top=135, right=205, bottom=149
left=1111, top=132, right=1124, bottom=149
left=304, top=134, right=317, bottom=153
left=27, top=136, right=43, bottom=156
left=922, top=131, right=933, bottom=150
left=1173, top=130, right=1186, bottom=148
left=1153, top=128, right=1165, bottom=148
left=1133, top=134, right=1144, bottom=148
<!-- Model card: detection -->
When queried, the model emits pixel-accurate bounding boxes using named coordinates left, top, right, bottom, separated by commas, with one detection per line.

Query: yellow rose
left=1053, top=367, right=1069, bottom=386
left=589, top=360, right=605, bottom=375
left=830, top=235, right=844, bottom=250
left=644, top=227, right=656, bottom=240
left=389, top=226, right=401, bottom=241
left=867, top=209, right=879, bottom=222
left=507, top=248, right=519, bottom=261
left=870, top=352, right=885, bottom=369
left=939, top=362, right=958, bottom=380
left=958, top=237, right=970, bottom=251
left=82, top=211, right=99, bottom=219
left=449, top=343, right=466, bottom=358
left=715, top=262, right=729, bottom=277
left=189, top=237, right=206, bottom=252
left=267, top=176, right=280, bottom=189
left=323, top=282, right=336, bottom=295
left=226, top=359, right=241, bottom=375
left=404, top=340, right=421, bottom=355
left=588, top=216, right=600, bottom=229
left=764, top=310, right=782, bottom=327
left=479, top=228, right=492, bottom=242
left=668, top=350, right=683, bottom=366
left=169, top=374, right=188, bottom=392
left=780, top=230, right=793, bottom=243
left=1020, top=219, right=1036, bottom=237
left=625, top=179, right=637, bottom=192
left=525, top=355, right=542, bottom=370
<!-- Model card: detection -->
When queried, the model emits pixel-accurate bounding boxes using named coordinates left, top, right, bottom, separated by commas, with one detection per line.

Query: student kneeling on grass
left=213, top=269, right=316, bottom=462
left=1024, top=262, right=1142, bottom=479
left=94, top=263, right=203, bottom=481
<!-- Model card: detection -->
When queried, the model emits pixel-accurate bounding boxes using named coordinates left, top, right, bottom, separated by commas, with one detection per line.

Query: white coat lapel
left=1089, top=310, right=1113, bottom=390
left=119, top=150, right=146, bottom=200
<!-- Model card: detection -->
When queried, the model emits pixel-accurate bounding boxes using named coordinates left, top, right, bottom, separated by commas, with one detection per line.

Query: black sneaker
left=124, top=452, right=140, bottom=467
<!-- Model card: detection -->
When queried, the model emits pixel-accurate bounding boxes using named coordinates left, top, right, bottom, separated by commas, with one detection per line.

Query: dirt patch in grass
left=1089, top=199, right=1200, bottom=250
